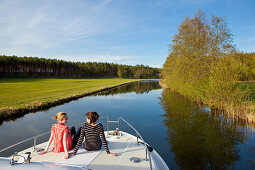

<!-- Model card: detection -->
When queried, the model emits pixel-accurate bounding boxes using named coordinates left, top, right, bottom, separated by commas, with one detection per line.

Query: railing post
left=146, top=148, right=148, bottom=161
left=33, top=137, right=37, bottom=151
left=136, top=133, right=139, bottom=144
left=118, top=117, right=120, bottom=139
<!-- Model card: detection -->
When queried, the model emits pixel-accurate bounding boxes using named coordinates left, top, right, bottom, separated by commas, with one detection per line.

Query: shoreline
left=0, top=81, right=135, bottom=121
left=159, top=79, right=255, bottom=126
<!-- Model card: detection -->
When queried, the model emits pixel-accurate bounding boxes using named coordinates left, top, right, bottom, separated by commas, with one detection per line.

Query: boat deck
left=20, top=131, right=154, bottom=170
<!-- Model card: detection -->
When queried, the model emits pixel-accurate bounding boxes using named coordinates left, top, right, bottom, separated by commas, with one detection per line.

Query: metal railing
left=105, top=116, right=152, bottom=170
left=0, top=116, right=152, bottom=170
left=0, top=122, right=84, bottom=154
left=0, top=117, right=108, bottom=154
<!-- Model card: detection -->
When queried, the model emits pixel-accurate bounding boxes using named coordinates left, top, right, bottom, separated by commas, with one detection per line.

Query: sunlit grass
left=245, top=81, right=255, bottom=103
left=0, top=78, right=145, bottom=109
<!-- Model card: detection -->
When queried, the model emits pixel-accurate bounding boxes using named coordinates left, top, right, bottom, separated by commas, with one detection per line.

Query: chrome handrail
left=0, top=117, right=112, bottom=154
left=119, top=117, right=152, bottom=170
left=0, top=122, right=84, bottom=154
left=105, top=116, right=152, bottom=170
left=0, top=116, right=153, bottom=170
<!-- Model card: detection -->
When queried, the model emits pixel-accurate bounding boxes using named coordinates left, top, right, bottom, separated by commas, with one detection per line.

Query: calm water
left=0, top=81, right=255, bottom=169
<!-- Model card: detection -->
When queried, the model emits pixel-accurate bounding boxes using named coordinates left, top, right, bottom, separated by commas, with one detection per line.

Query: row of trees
left=162, top=10, right=254, bottom=112
left=235, top=52, right=255, bottom=81
left=0, top=55, right=160, bottom=79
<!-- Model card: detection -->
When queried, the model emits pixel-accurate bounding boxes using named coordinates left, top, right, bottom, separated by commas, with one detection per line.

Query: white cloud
left=91, top=95, right=136, bottom=100
left=0, top=0, right=123, bottom=52
left=26, top=12, right=48, bottom=29
left=0, top=0, right=175, bottom=67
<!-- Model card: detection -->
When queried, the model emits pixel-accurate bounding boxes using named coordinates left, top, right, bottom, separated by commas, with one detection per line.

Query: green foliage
left=243, top=81, right=255, bottom=105
left=0, top=55, right=160, bottom=79
left=162, top=10, right=250, bottom=112
left=206, top=56, right=248, bottom=109
left=234, top=52, right=255, bottom=80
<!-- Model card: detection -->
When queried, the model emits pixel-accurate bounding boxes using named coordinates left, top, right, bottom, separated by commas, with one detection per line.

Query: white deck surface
left=19, top=131, right=154, bottom=170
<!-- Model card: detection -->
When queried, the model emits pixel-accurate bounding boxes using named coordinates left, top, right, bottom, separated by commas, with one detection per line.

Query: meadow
left=246, top=81, right=255, bottom=105
left=0, top=78, right=144, bottom=117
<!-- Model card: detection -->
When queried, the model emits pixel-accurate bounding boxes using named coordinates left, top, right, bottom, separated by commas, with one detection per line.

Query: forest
left=162, top=10, right=255, bottom=114
left=0, top=55, right=160, bottom=79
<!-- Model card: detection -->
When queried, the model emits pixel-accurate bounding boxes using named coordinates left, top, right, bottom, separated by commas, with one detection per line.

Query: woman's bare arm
left=39, top=133, right=53, bottom=155
left=63, top=132, right=69, bottom=159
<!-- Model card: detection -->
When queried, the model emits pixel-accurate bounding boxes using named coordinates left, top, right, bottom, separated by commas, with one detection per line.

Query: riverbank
left=0, top=78, right=149, bottom=120
left=159, top=79, right=255, bottom=124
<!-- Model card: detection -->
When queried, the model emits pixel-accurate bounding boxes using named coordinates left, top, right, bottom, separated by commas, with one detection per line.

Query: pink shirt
left=51, top=123, right=72, bottom=153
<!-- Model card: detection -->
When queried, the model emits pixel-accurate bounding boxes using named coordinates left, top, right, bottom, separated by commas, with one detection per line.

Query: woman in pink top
left=39, top=112, right=79, bottom=159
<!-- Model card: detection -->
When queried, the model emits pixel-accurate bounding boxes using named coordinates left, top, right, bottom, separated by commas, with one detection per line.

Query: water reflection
left=0, top=80, right=163, bottom=157
left=1, top=81, right=254, bottom=169
left=92, top=80, right=161, bottom=96
left=0, top=81, right=161, bottom=125
left=160, top=88, right=246, bottom=169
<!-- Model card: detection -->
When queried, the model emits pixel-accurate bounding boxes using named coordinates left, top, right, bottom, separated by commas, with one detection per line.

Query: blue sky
left=0, top=0, right=254, bottom=68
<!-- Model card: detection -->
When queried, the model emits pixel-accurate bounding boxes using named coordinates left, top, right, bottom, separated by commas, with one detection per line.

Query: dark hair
left=86, top=112, right=99, bottom=123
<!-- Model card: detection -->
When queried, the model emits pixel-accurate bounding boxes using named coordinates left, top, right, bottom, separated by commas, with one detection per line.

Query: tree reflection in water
left=160, top=88, right=246, bottom=169
left=0, top=81, right=161, bottom=125
left=92, top=80, right=161, bottom=96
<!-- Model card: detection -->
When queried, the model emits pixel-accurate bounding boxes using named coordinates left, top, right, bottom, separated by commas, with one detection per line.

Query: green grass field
left=0, top=78, right=143, bottom=110
left=246, top=81, right=255, bottom=102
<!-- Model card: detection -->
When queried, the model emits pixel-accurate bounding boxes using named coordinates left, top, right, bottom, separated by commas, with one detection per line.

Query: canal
left=0, top=81, right=254, bottom=169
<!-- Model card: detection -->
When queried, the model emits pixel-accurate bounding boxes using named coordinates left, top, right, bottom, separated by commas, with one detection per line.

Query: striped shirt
left=73, top=123, right=110, bottom=155
left=51, top=123, right=72, bottom=153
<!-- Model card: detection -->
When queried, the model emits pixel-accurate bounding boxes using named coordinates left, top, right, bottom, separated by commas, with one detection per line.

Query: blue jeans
left=98, top=137, right=102, bottom=148
left=70, top=126, right=81, bottom=148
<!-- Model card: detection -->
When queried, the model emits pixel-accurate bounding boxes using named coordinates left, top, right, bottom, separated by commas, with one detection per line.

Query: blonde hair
left=53, top=112, right=67, bottom=121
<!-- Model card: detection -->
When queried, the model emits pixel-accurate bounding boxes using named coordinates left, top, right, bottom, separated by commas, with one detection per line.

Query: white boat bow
left=0, top=117, right=169, bottom=170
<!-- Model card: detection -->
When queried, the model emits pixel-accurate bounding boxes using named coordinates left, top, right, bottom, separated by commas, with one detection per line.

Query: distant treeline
left=0, top=55, right=160, bottom=78
left=162, top=10, right=255, bottom=113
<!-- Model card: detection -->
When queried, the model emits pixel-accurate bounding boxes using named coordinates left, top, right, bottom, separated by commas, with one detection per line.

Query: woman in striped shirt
left=70, top=112, right=116, bottom=157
